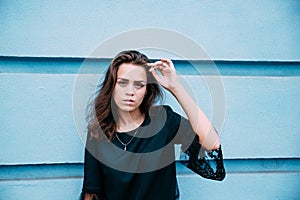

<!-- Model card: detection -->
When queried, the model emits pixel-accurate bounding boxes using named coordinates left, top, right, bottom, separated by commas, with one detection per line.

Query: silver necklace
left=115, top=129, right=138, bottom=151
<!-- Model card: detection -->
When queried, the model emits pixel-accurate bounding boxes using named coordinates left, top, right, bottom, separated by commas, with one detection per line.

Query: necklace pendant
left=116, top=129, right=138, bottom=152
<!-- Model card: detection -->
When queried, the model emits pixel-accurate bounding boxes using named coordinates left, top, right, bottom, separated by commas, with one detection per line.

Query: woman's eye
left=117, top=81, right=128, bottom=87
left=134, top=83, right=145, bottom=89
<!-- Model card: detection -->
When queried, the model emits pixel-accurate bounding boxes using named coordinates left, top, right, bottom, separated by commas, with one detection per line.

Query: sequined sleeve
left=181, top=135, right=226, bottom=181
left=163, top=105, right=226, bottom=181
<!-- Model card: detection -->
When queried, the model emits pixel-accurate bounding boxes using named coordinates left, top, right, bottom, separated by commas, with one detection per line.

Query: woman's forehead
left=117, top=63, right=147, bottom=79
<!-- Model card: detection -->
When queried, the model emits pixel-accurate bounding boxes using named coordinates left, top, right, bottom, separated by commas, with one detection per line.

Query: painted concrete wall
left=1, top=0, right=299, bottom=60
left=1, top=1, right=300, bottom=200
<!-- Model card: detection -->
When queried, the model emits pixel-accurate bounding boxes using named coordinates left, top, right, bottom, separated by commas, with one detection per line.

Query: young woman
left=81, top=50, right=225, bottom=200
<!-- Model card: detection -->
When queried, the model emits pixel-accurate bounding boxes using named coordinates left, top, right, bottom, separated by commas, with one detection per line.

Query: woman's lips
left=123, top=99, right=135, bottom=104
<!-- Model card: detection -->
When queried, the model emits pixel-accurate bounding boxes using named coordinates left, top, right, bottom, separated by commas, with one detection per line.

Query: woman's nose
left=126, top=84, right=135, bottom=96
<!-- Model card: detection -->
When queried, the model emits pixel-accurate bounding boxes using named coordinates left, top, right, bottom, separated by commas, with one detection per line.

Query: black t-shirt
left=82, top=105, right=225, bottom=200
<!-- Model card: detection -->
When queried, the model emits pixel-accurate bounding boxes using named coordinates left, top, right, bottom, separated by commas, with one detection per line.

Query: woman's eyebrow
left=117, top=78, right=146, bottom=83
left=134, top=80, right=146, bottom=83
left=117, top=78, right=129, bottom=81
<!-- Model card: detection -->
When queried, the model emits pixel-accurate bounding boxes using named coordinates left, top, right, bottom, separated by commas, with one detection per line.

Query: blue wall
left=1, top=1, right=300, bottom=200
left=1, top=0, right=300, bottom=60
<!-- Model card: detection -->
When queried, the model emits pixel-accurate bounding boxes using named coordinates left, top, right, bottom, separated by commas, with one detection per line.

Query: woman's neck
left=116, top=110, right=145, bottom=132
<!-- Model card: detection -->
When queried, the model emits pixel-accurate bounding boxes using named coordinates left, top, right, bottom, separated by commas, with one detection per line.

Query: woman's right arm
left=81, top=193, right=99, bottom=200
left=81, top=135, right=106, bottom=199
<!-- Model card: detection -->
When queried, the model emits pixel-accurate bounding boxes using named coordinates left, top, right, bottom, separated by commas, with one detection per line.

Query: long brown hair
left=87, top=50, right=162, bottom=140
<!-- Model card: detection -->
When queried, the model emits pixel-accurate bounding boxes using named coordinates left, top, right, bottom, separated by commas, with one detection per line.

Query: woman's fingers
left=147, top=58, right=178, bottom=91
left=147, top=59, right=172, bottom=73
left=149, top=66, right=161, bottom=82
left=160, top=58, right=174, bottom=68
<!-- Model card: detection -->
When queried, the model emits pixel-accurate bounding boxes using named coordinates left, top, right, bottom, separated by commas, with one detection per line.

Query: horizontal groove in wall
left=0, top=56, right=300, bottom=76
left=0, top=158, right=299, bottom=181
left=0, top=163, right=83, bottom=181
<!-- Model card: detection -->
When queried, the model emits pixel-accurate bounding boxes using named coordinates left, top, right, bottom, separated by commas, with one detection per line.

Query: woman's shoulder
left=148, top=105, right=183, bottom=133
left=149, top=105, right=181, bottom=119
left=150, top=104, right=172, bottom=113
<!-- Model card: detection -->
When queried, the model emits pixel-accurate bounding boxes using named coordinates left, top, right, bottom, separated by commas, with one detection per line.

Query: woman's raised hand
left=147, top=58, right=180, bottom=92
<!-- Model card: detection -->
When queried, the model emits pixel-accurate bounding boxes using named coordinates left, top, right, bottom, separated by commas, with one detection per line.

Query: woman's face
left=113, top=63, right=147, bottom=114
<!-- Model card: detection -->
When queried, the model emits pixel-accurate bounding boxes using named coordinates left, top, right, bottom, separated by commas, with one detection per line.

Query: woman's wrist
left=169, top=82, right=184, bottom=97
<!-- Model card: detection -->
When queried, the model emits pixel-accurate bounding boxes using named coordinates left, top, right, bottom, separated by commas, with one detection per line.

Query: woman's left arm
left=148, top=59, right=220, bottom=151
